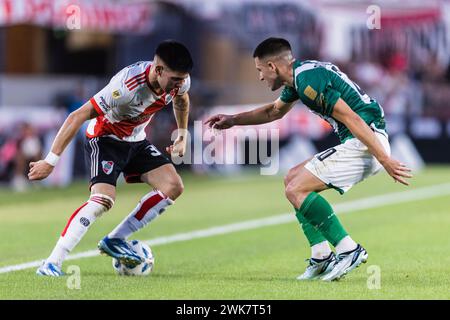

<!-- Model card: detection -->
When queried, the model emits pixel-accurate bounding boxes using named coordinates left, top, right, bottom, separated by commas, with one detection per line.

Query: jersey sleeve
left=279, top=85, right=299, bottom=103
left=177, top=75, right=191, bottom=95
left=90, top=69, right=131, bottom=116
left=297, top=67, right=341, bottom=116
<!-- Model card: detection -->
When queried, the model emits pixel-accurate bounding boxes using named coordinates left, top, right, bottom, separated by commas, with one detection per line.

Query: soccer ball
left=112, top=240, right=154, bottom=276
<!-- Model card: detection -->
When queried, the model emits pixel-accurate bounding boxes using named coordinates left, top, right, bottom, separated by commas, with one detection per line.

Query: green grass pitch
left=0, top=166, right=449, bottom=299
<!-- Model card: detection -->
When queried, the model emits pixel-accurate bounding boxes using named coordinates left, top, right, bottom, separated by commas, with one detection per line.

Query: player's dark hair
left=253, top=37, right=292, bottom=59
left=155, top=40, right=193, bottom=73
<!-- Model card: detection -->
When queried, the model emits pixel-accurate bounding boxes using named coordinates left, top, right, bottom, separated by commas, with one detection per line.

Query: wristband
left=44, top=152, right=60, bottom=166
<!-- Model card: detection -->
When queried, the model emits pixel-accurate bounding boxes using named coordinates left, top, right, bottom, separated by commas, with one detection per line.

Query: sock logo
left=79, top=217, right=90, bottom=227
left=101, top=161, right=114, bottom=175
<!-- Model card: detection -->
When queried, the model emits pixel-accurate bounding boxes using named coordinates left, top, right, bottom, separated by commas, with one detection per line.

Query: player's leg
left=320, top=132, right=391, bottom=281
left=285, top=165, right=341, bottom=280
left=285, top=166, right=353, bottom=248
left=140, top=163, right=184, bottom=199
left=37, top=183, right=116, bottom=276
left=37, top=137, right=131, bottom=276
left=106, top=141, right=178, bottom=241
left=294, top=138, right=388, bottom=281
left=285, top=158, right=331, bottom=257
left=107, top=163, right=182, bottom=240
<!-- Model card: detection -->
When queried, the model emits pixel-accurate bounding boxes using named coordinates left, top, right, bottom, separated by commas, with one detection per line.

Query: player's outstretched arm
left=28, top=101, right=99, bottom=181
left=204, top=98, right=295, bottom=130
left=331, top=98, right=412, bottom=185
left=167, top=92, right=189, bottom=157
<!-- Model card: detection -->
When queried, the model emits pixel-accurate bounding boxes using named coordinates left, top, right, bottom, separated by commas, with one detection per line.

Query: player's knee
left=88, top=193, right=115, bottom=217
left=284, top=167, right=298, bottom=187
left=284, top=184, right=297, bottom=204
left=285, top=183, right=309, bottom=209
left=171, top=178, right=184, bottom=199
left=283, top=175, right=290, bottom=187
left=161, top=175, right=184, bottom=200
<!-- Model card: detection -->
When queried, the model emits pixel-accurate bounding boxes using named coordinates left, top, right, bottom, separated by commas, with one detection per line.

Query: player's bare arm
left=331, top=98, right=412, bottom=185
left=167, top=92, right=190, bottom=156
left=204, top=98, right=295, bottom=130
left=28, top=101, right=98, bottom=181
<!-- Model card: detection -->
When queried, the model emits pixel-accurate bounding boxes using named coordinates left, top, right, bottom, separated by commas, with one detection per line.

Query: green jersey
left=280, top=60, right=386, bottom=143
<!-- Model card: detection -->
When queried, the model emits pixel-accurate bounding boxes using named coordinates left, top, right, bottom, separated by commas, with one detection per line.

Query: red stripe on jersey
left=91, top=117, right=136, bottom=140
left=61, top=202, right=88, bottom=237
left=86, top=117, right=104, bottom=139
left=87, top=89, right=169, bottom=140
left=90, top=98, right=105, bottom=116
left=127, top=80, right=147, bottom=91
left=125, top=72, right=146, bottom=84
left=125, top=74, right=146, bottom=87
left=126, top=81, right=146, bottom=91
left=145, top=64, right=152, bottom=89
left=134, top=193, right=165, bottom=221
left=87, top=111, right=154, bottom=139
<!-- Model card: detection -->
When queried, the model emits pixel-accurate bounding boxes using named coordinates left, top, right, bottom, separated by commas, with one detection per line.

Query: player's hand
left=166, top=135, right=186, bottom=157
left=28, top=160, right=54, bottom=181
left=379, top=157, right=413, bottom=186
left=204, top=114, right=235, bottom=130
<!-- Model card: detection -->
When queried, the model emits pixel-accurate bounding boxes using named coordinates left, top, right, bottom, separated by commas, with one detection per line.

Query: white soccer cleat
left=36, top=261, right=64, bottom=277
left=321, top=244, right=368, bottom=282
left=297, top=252, right=337, bottom=280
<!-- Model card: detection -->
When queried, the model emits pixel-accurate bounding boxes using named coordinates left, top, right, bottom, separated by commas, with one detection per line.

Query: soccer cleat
left=297, top=252, right=337, bottom=280
left=36, top=261, right=64, bottom=277
left=321, top=244, right=368, bottom=282
left=98, top=236, right=144, bottom=267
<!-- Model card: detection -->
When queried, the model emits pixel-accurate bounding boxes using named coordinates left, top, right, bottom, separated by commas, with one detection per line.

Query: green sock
left=295, top=209, right=327, bottom=246
left=295, top=192, right=348, bottom=247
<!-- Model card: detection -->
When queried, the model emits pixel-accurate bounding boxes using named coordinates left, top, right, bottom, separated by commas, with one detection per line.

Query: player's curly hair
left=156, top=40, right=193, bottom=73
left=253, top=37, right=292, bottom=59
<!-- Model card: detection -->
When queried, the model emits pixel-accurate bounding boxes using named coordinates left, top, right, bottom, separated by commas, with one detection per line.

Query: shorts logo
left=101, top=161, right=114, bottom=175
left=79, top=217, right=90, bottom=227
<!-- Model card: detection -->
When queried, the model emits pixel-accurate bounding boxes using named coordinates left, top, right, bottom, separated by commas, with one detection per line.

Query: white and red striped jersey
left=87, top=61, right=190, bottom=142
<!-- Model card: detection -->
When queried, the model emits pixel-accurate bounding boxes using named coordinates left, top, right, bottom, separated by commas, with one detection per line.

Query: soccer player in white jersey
left=205, top=38, right=412, bottom=281
left=29, top=40, right=193, bottom=276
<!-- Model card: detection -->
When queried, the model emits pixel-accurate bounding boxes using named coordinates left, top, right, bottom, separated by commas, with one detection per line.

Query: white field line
left=1, top=182, right=449, bottom=274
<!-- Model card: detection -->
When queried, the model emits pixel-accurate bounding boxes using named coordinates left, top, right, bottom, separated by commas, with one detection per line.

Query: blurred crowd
left=347, top=52, right=450, bottom=120
left=0, top=123, right=42, bottom=191
left=1, top=0, right=450, bottom=190
left=2, top=48, right=450, bottom=191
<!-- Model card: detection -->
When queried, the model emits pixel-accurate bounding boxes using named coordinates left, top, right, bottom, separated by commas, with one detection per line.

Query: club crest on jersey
left=101, top=161, right=114, bottom=175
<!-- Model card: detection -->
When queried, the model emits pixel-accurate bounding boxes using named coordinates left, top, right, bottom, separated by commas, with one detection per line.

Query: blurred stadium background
left=1, top=0, right=450, bottom=191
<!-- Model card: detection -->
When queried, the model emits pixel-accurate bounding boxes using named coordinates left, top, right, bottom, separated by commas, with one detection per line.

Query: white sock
left=335, top=236, right=357, bottom=254
left=108, top=189, right=173, bottom=240
left=46, top=194, right=113, bottom=266
left=311, top=241, right=332, bottom=260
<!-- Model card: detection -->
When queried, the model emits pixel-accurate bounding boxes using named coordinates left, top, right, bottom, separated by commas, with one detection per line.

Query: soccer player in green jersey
left=205, top=38, right=412, bottom=281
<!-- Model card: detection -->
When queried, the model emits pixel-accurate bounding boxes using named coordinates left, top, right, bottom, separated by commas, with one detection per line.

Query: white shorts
left=304, top=132, right=391, bottom=194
